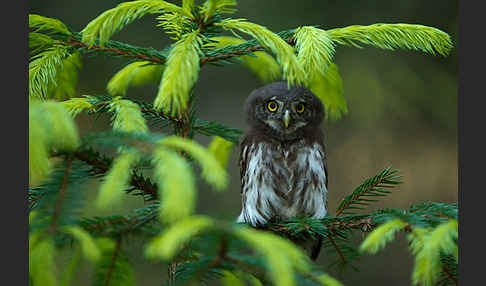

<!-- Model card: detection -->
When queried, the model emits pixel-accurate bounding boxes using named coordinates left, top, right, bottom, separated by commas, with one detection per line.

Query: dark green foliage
left=92, top=239, right=135, bottom=286
left=80, top=203, right=161, bottom=237
left=335, top=167, right=402, bottom=216
left=28, top=2, right=456, bottom=286
left=29, top=159, right=91, bottom=231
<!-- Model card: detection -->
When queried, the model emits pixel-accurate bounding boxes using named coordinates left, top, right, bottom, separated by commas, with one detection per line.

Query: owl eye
left=267, top=101, right=278, bottom=112
left=296, top=103, right=305, bottom=113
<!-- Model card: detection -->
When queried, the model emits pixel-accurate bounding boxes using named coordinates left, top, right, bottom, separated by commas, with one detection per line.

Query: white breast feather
left=238, top=142, right=328, bottom=226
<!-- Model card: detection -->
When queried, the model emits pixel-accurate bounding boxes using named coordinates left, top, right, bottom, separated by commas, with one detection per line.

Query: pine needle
left=109, top=97, right=149, bottom=133
left=29, top=106, right=50, bottom=186
left=62, top=95, right=96, bottom=117
left=152, top=147, right=196, bottom=223
left=294, top=26, right=336, bottom=80
left=29, top=237, right=58, bottom=286
left=159, top=136, right=228, bottom=190
left=216, top=18, right=306, bottom=86
left=81, top=0, right=186, bottom=47
left=327, top=23, right=453, bottom=56
left=208, top=36, right=281, bottom=83
left=49, top=52, right=83, bottom=100
left=409, top=219, right=458, bottom=286
left=360, top=219, right=407, bottom=254
left=96, top=150, right=141, bottom=209
left=154, top=30, right=202, bottom=116
left=309, top=63, right=347, bottom=121
left=207, top=136, right=234, bottom=169
left=29, top=14, right=72, bottom=35
left=145, top=216, right=213, bottom=260
left=63, top=226, right=101, bottom=262
left=107, top=61, right=164, bottom=96
left=29, top=45, right=71, bottom=100
left=201, top=0, right=237, bottom=21
left=29, top=32, right=55, bottom=55
left=234, top=227, right=311, bottom=286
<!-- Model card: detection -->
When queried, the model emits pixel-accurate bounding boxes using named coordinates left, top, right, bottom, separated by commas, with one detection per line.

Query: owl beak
left=283, top=110, right=291, bottom=128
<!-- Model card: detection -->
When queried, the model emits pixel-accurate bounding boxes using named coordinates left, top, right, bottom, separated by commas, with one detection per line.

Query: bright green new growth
left=207, top=136, right=234, bottom=169
left=309, top=63, right=347, bottom=120
left=29, top=3, right=456, bottom=286
left=62, top=95, right=95, bottom=117
left=30, top=32, right=56, bottom=55
left=315, top=274, right=345, bottom=286
left=409, top=219, right=458, bottom=286
left=209, top=36, right=282, bottom=83
left=29, top=45, right=70, bottom=100
left=63, top=226, right=101, bottom=262
left=234, top=227, right=311, bottom=286
left=221, top=270, right=246, bottom=286
left=294, top=26, right=336, bottom=80
left=93, top=238, right=135, bottom=286
left=156, top=11, right=193, bottom=40
left=108, top=61, right=165, bottom=96
left=29, top=101, right=81, bottom=185
left=81, top=0, right=186, bottom=47
left=145, top=216, right=213, bottom=260
left=154, top=31, right=202, bottom=116
left=152, top=147, right=196, bottom=223
left=201, top=0, right=237, bottom=21
left=182, top=0, right=195, bottom=18
left=160, top=136, right=228, bottom=190
left=29, top=237, right=58, bottom=286
left=48, top=52, right=83, bottom=101
left=29, top=14, right=72, bottom=35
left=360, top=219, right=408, bottom=254
left=109, top=97, right=149, bottom=133
left=216, top=19, right=306, bottom=86
left=29, top=107, right=50, bottom=186
left=96, top=150, right=141, bottom=209
left=326, top=23, right=453, bottom=56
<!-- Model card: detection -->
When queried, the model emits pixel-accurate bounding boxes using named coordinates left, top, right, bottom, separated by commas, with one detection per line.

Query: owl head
left=244, top=81, right=325, bottom=142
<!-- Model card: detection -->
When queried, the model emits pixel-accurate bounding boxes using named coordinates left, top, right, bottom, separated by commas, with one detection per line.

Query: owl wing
left=239, top=135, right=252, bottom=194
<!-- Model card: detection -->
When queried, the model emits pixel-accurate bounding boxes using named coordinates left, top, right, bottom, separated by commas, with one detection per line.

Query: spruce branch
left=81, top=204, right=160, bottom=237
left=65, top=36, right=168, bottom=64
left=50, top=156, right=73, bottom=232
left=104, top=238, right=121, bottom=286
left=335, top=166, right=402, bottom=216
left=73, top=148, right=158, bottom=200
left=76, top=94, right=243, bottom=143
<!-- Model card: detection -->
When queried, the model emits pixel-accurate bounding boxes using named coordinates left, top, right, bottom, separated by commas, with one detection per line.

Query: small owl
left=237, top=81, right=328, bottom=260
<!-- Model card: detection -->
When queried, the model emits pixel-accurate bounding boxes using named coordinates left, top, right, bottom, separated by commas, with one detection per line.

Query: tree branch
left=105, top=237, right=122, bottom=286
left=50, top=156, right=73, bottom=232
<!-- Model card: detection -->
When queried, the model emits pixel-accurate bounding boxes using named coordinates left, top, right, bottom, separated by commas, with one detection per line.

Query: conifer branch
left=335, top=167, right=402, bottom=216
left=327, top=234, right=347, bottom=266
left=223, top=255, right=271, bottom=284
left=73, top=148, right=158, bottom=200
left=65, top=37, right=167, bottom=64
left=442, top=264, right=457, bottom=285
left=104, top=238, right=121, bottom=286
left=81, top=204, right=159, bottom=237
left=50, top=157, right=73, bottom=232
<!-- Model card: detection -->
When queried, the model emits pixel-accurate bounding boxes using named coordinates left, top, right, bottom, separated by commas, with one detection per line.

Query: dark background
left=29, top=1, right=458, bottom=285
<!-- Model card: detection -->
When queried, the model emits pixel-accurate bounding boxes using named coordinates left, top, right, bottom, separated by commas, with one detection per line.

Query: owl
left=237, top=81, right=328, bottom=260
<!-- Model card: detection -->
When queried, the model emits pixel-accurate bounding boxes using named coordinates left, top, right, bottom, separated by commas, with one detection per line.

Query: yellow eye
left=267, top=101, right=278, bottom=112
left=296, top=103, right=305, bottom=113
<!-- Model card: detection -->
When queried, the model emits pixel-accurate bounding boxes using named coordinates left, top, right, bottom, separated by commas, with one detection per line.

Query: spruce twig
left=50, top=156, right=73, bottom=232
left=104, top=237, right=122, bottom=286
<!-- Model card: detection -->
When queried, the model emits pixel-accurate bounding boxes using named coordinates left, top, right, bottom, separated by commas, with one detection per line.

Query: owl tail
left=289, top=235, right=323, bottom=261
left=310, top=237, right=323, bottom=261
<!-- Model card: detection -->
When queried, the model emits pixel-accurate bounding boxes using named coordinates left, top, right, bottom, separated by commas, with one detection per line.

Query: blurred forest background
left=29, top=0, right=458, bottom=285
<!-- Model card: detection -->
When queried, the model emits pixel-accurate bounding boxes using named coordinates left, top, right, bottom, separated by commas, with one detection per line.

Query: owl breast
left=237, top=139, right=328, bottom=226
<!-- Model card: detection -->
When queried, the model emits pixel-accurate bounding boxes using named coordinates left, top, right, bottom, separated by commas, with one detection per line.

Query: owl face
left=244, top=81, right=324, bottom=142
